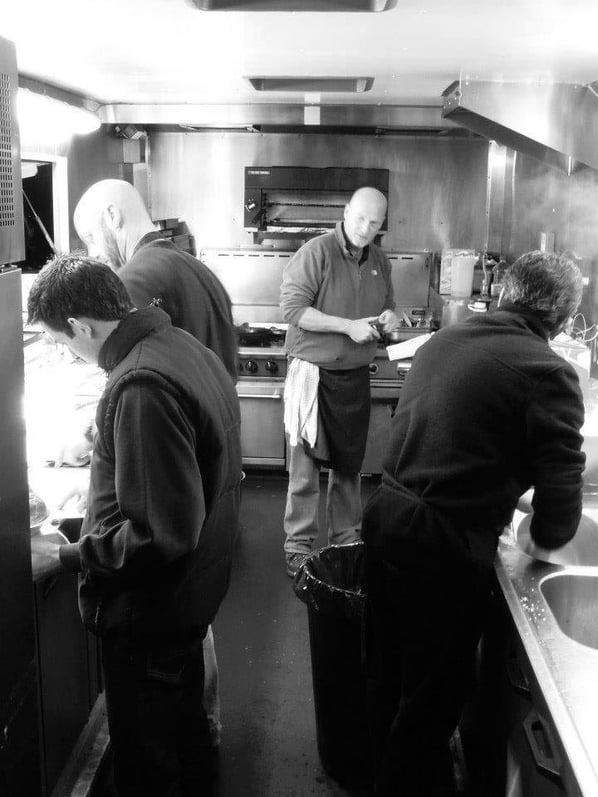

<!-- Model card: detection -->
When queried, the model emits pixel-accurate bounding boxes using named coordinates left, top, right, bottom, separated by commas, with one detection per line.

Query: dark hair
left=501, top=250, right=583, bottom=335
left=27, top=253, right=134, bottom=337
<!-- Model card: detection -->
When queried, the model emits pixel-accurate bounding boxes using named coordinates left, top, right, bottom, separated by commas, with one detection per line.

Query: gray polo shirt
left=280, top=223, right=394, bottom=370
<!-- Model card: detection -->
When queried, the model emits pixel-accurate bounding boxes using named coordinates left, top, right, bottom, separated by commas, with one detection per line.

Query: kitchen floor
left=211, top=470, right=376, bottom=797
left=96, top=470, right=465, bottom=797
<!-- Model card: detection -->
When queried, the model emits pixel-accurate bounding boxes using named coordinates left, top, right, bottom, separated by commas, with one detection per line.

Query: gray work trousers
left=283, top=440, right=362, bottom=555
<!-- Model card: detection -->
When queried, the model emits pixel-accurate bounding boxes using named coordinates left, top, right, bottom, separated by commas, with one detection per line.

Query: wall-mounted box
left=108, top=137, right=143, bottom=164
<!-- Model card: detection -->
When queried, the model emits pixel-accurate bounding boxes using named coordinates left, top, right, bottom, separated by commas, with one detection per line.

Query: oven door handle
left=237, top=392, right=283, bottom=400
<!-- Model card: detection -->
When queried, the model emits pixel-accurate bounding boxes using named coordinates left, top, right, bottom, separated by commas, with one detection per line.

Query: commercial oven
left=243, top=166, right=389, bottom=245
left=201, top=248, right=291, bottom=468
left=236, top=335, right=287, bottom=468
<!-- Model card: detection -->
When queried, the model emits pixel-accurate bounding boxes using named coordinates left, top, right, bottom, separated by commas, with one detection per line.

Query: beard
left=98, top=218, right=126, bottom=271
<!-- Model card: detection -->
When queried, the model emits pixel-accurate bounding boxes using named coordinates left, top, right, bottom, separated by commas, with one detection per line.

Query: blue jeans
left=101, top=632, right=213, bottom=797
left=283, top=440, right=362, bottom=555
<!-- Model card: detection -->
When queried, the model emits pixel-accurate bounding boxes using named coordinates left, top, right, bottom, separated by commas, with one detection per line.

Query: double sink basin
left=511, top=507, right=598, bottom=650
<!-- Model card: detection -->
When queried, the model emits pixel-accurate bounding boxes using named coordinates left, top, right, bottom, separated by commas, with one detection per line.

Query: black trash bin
left=293, top=542, right=373, bottom=788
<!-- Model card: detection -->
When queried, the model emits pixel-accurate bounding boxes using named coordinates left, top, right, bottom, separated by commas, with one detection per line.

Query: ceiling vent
left=191, top=0, right=396, bottom=10
left=248, top=77, right=373, bottom=93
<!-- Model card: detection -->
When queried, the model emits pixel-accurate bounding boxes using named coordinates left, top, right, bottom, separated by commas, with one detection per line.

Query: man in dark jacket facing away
left=72, top=178, right=237, bottom=746
left=73, top=178, right=238, bottom=382
left=28, top=254, right=242, bottom=797
left=362, top=251, right=586, bottom=796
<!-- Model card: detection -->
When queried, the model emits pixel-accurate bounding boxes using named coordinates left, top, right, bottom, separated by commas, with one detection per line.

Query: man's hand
left=346, top=317, right=381, bottom=344
left=51, top=416, right=94, bottom=468
left=523, top=539, right=565, bottom=565
left=54, top=478, right=90, bottom=516
left=53, top=434, right=92, bottom=468
left=377, top=309, right=400, bottom=334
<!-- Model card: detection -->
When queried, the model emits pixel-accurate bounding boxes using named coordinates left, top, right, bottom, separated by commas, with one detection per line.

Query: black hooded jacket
left=120, top=232, right=238, bottom=382
left=363, top=305, right=585, bottom=568
left=60, top=307, right=242, bottom=640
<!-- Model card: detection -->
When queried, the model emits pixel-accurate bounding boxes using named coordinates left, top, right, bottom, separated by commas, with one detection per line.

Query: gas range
left=238, top=345, right=287, bottom=379
left=237, top=342, right=408, bottom=383
left=235, top=314, right=432, bottom=383
left=236, top=323, right=288, bottom=380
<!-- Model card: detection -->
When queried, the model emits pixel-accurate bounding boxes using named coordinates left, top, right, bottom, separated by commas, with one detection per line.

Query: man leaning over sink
left=361, top=250, right=586, bottom=797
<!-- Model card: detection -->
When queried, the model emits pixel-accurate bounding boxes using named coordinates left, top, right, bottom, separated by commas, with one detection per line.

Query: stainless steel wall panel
left=200, top=248, right=292, bottom=323
left=148, top=131, right=489, bottom=253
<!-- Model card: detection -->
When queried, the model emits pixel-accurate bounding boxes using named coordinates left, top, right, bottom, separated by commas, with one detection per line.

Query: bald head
left=74, top=179, right=155, bottom=271
left=343, top=187, right=387, bottom=249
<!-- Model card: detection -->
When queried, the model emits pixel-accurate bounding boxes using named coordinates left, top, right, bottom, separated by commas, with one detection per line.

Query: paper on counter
left=385, top=333, right=433, bottom=361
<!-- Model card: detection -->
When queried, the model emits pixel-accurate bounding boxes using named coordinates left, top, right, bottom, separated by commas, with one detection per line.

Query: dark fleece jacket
left=60, top=307, right=242, bottom=640
left=363, top=305, right=585, bottom=568
left=119, top=232, right=238, bottom=382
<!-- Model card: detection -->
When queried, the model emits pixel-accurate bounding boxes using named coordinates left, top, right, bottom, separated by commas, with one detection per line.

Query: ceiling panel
left=4, top=0, right=598, bottom=112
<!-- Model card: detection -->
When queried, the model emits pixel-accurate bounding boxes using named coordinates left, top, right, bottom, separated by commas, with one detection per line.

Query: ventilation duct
left=247, top=77, right=374, bottom=93
left=442, top=79, right=598, bottom=175
left=99, top=102, right=464, bottom=134
left=191, top=0, right=396, bottom=10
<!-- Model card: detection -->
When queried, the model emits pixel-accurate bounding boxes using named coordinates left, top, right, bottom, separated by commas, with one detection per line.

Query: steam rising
left=512, top=157, right=598, bottom=258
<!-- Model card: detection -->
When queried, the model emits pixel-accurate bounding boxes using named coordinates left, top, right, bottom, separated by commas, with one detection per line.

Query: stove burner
left=236, top=324, right=287, bottom=348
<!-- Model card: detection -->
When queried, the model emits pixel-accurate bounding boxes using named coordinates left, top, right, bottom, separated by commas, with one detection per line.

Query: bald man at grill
left=280, top=187, right=399, bottom=578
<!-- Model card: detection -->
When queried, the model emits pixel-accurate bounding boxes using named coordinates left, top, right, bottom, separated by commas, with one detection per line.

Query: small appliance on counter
left=438, top=248, right=479, bottom=298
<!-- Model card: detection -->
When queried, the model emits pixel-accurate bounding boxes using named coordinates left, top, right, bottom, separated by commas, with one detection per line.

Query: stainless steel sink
left=540, top=572, right=598, bottom=649
left=513, top=512, right=598, bottom=567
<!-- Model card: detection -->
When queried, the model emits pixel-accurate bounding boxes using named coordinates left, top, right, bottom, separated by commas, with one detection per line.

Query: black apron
left=304, top=365, right=371, bottom=475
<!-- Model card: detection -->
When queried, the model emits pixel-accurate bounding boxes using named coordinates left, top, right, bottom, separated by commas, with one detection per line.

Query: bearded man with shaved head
left=280, top=187, right=399, bottom=577
left=73, top=178, right=237, bottom=756
left=74, top=179, right=237, bottom=381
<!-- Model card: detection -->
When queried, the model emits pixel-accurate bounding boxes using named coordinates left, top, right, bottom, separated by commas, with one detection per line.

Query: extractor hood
left=442, top=79, right=598, bottom=174
left=99, top=102, right=468, bottom=136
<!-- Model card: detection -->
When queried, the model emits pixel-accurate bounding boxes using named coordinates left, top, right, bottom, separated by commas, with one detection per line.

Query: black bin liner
left=293, top=542, right=373, bottom=788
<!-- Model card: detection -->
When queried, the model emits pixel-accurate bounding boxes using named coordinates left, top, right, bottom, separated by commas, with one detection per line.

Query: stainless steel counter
left=495, top=513, right=598, bottom=796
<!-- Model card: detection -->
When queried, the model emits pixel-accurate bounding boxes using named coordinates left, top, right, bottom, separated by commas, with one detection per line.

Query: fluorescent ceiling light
left=248, top=77, right=374, bottom=93
left=192, top=0, right=396, bottom=10
left=17, top=88, right=101, bottom=144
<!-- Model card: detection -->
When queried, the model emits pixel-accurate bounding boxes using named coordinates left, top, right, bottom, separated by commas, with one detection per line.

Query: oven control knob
left=245, top=360, right=258, bottom=374
left=369, top=363, right=379, bottom=376
left=265, top=359, right=279, bottom=374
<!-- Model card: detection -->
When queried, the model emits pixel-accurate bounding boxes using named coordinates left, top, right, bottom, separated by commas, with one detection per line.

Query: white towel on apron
left=283, top=357, right=319, bottom=448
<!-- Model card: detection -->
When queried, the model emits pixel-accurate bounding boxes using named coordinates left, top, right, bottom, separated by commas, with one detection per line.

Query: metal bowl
left=541, top=572, right=598, bottom=649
